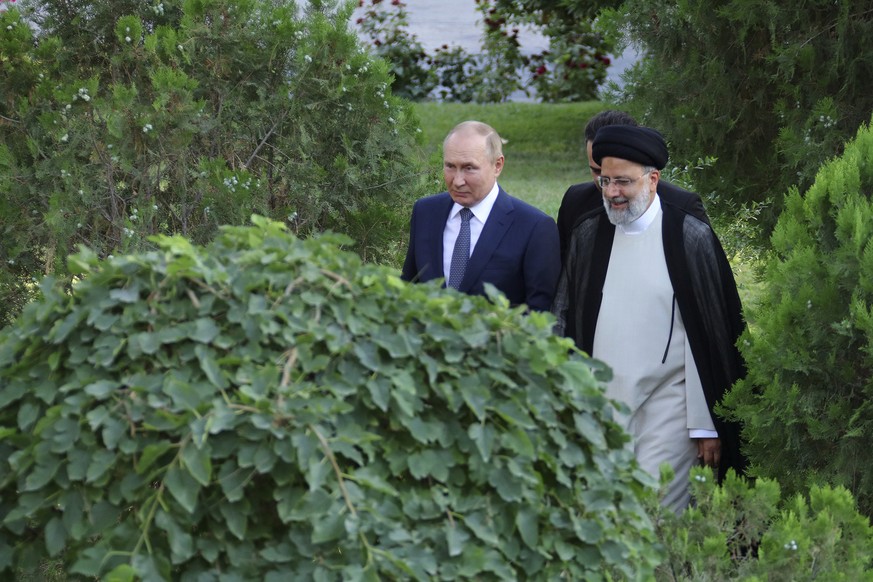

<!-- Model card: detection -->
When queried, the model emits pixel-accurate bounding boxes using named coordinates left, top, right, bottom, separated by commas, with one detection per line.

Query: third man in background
left=556, top=110, right=709, bottom=260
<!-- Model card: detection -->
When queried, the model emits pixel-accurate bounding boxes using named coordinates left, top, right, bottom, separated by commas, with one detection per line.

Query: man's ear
left=494, top=155, right=505, bottom=176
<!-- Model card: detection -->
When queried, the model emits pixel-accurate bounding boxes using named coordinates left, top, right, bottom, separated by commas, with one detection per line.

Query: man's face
left=586, top=140, right=602, bottom=188
left=443, top=130, right=503, bottom=208
left=599, top=157, right=659, bottom=225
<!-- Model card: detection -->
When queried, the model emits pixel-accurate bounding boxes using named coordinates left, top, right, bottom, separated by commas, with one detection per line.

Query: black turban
left=591, top=125, right=669, bottom=169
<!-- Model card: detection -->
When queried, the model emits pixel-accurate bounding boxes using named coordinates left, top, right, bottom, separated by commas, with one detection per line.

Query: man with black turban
left=552, top=125, right=746, bottom=511
left=555, top=110, right=710, bottom=261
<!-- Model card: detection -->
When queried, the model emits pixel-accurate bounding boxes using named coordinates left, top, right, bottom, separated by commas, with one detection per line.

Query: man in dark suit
left=556, top=110, right=709, bottom=260
left=401, top=121, right=560, bottom=312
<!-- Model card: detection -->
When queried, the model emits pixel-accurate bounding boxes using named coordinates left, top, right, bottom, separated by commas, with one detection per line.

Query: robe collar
left=618, top=193, right=661, bottom=235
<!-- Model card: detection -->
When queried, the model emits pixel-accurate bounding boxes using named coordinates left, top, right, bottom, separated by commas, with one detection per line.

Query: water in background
left=350, top=0, right=636, bottom=99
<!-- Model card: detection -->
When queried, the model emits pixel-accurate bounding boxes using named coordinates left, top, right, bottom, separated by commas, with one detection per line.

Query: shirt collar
left=618, top=193, right=661, bottom=235
left=450, top=181, right=500, bottom=222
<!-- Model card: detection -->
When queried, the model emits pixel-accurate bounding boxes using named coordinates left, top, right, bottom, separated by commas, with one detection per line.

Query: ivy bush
left=652, top=467, right=873, bottom=580
left=0, top=0, right=425, bottom=326
left=721, top=119, right=873, bottom=516
left=0, top=217, right=660, bottom=580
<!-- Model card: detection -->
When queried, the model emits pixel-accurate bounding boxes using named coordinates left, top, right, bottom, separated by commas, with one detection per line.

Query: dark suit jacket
left=556, top=180, right=709, bottom=260
left=401, top=188, right=561, bottom=312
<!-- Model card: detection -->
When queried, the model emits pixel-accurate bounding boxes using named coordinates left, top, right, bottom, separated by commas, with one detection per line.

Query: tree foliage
left=601, top=0, right=873, bottom=235
left=0, top=0, right=425, bottom=327
left=721, top=119, right=873, bottom=515
left=651, top=467, right=873, bottom=580
left=353, top=0, right=616, bottom=103
left=0, top=217, right=661, bottom=580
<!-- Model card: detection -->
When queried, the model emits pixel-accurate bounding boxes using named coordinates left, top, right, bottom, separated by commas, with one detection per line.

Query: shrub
left=0, top=0, right=425, bottom=326
left=721, top=119, right=873, bottom=515
left=602, top=0, right=873, bottom=236
left=652, top=467, right=873, bottom=580
left=0, top=217, right=660, bottom=580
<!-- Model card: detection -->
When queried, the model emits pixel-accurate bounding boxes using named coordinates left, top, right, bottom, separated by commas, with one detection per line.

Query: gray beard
left=603, top=186, right=652, bottom=226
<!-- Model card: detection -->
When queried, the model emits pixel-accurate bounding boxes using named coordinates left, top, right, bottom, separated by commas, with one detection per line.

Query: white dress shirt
left=442, top=182, right=500, bottom=280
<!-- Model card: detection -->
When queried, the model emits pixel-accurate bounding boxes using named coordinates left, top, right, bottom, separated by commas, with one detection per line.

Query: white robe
left=592, top=202, right=715, bottom=511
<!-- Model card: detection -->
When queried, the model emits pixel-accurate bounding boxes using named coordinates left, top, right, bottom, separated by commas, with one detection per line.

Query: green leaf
left=407, top=450, right=450, bottom=481
left=189, top=318, right=220, bottom=343
left=24, top=462, right=59, bottom=491
left=17, top=402, right=40, bottom=430
left=164, top=466, right=201, bottom=514
left=163, top=373, right=203, bottom=411
left=86, top=450, right=116, bottom=483
left=219, top=501, right=248, bottom=540
left=45, top=516, right=67, bottom=556
left=195, top=344, right=227, bottom=388
left=446, top=523, right=470, bottom=557
left=515, top=507, right=538, bottom=549
left=136, top=442, right=173, bottom=474
left=468, top=422, right=496, bottom=462
left=155, top=509, right=195, bottom=563
left=181, top=442, right=212, bottom=486
left=574, top=412, right=606, bottom=449
left=218, top=460, right=251, bottom=503
left=106, top=564, right=136, bottom=582
left=311, top=512, right=345, bottom=544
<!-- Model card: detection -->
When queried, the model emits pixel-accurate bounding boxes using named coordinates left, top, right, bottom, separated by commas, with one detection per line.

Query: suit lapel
left=431, top=194, right=454, bottom=282
left=460, top=189, right=514, bottom=292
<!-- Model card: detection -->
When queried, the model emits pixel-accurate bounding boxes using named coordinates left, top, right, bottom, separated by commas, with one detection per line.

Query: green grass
left=411, top=101, right=605, bottom=218
left=410, top=101, right=765, bottom=311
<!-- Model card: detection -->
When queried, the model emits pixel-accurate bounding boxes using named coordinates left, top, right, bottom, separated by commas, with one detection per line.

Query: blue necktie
left=448, top=208, right=472, bottom=289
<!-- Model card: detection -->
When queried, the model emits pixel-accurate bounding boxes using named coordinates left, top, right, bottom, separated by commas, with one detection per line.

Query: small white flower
left=807, top=299, right=812, bottom=309
left=126, top=27, right=130, bottom=33
left=78, top=190, right=84, bottom=195
left=125, top=36, right=132, bottom=43
left=65, top=104, right=71, bottom=110
left=304, top=55, right=312, bottom=63
left=6, top=26, right=12, bottom=31
left=388, top=117, right=395, bottom=124
left=152, top=204, right=158, bottom=210
left=694, top=475, right=706, bottom=482
left=178, top=44, right=183, bottom=51
left=7, top=259, right=14, bottom=265
left=81, top=94, right=90, bottom=102
left=76, top=223, right=82, bottom=228
left=60, top=134, right=69, bottom=142
left=142, top=123, right=153, bottom=133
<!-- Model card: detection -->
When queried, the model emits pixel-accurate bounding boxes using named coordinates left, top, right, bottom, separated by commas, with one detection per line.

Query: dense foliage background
left=723, top=118, right=873, bottom=516
left=0, top=0, right=428, bottom=326
left=602, top=0, right=873, bottom=238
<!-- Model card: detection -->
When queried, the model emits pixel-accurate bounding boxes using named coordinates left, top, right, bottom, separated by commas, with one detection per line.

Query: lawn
left=410, top=100, right=764, bottom=311
left=411, top=101, right=605, bottom=219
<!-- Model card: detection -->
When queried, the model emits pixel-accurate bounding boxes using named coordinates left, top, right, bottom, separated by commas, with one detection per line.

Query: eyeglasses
left=597, top=171, right=651, bottom=190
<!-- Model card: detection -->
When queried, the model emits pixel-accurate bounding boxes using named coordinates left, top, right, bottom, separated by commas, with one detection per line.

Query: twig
left=311, top=424, right=357, bottom=517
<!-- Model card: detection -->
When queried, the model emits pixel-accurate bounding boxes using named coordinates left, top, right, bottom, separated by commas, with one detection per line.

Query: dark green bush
left=722, top=119, right=873, bottom=515
left=0, top=0, right=425, bottom=326
left=652, top=467, right=873, bottom=580
left=603, top=0, right=873, bottom=236
left=0, top=217, right=659, bottom=580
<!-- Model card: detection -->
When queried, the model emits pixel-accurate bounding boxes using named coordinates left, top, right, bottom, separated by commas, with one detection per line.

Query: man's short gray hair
left=444, top=120, right=504, bottom=164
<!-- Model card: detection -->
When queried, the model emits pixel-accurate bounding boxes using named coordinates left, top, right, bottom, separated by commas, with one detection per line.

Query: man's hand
left=696, top=438, right=721, bottom=468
